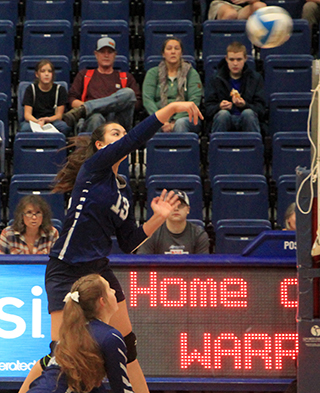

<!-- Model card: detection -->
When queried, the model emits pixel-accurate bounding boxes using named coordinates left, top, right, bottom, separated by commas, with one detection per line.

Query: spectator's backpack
left=81, top=69, right=128, bottom=102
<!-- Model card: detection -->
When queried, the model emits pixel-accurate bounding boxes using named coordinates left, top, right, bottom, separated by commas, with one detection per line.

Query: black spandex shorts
left=45, top=257, right=125, bottom=313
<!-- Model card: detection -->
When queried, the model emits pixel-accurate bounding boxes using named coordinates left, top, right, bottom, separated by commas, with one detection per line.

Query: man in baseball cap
left=63, top=37, right=142, bottom=133
left=137, top=189, right=209, bottom=254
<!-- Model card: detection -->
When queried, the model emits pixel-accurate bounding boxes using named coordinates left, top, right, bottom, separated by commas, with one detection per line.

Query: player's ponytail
left=52, top=123, right=117, bottom=193
left=55, top=274, right=107, bottom=393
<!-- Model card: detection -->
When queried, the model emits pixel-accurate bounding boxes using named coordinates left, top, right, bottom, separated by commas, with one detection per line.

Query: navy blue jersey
left=28, top=320, right=133, bottom=393
left=50, top=114, right=162, bottom=264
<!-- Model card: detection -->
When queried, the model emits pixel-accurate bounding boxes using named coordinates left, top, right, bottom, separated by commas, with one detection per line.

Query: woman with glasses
left=0, top=195, right=59, bottom=254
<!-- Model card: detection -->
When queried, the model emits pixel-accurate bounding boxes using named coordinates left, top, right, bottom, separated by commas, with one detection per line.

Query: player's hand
left=220, top=100, right=232, bottom=110
left=150, top=189, right=180, bottom=219
left=171, top=102, right=203, bottom=125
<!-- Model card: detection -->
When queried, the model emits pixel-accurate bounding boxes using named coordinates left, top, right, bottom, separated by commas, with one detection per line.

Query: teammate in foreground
left=27, top=274, right=134, bottom=393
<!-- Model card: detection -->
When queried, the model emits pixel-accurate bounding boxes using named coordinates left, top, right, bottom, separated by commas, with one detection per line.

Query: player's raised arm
left=155, top=102, right=203, bottom=126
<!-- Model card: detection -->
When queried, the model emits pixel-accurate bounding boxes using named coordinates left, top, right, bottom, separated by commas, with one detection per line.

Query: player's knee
left=124, top=331, right=137, bottom=363
left=39, top=341, right=57, bottom=370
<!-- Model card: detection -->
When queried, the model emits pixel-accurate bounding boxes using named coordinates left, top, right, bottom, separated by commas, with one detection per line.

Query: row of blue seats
left=0, top=52, right=313, bottom=94
left=1, top=128, right=304, bottom=219
left=0, top=0, right=306, bottom=25
left=0, top=19, right=312, bottom=62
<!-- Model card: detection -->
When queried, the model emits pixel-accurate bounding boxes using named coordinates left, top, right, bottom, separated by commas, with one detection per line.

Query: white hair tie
left=63, top=291, right=80, bottom=303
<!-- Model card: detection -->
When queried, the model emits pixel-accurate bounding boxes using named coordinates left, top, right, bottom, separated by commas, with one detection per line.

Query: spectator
left=20, top=59, right=71, bottom=135
left=208, top=0, right=266, bottom=20
left=205, top=41, right=266, bottom=133
left=63, top=37, right=142, bottom=133
left=137, top=189, right=209, bottom=254
left=302, top=0, right=320, bottom=51
left=284, top=202, right=296, bottom=231
left=0, top=195, right=59, bottom=254
left=142, top=37, right=203, bottom=133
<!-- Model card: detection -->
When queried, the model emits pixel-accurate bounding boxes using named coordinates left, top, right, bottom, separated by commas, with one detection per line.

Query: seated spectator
left=137, top=190, right=209, bottom=254
left=20, top=59, right=71, bottom=135
left=284, top=202, right=296, bottom=231
left=302, top=0, right=320, bottom=52
left=205, top=41, right=266, bottom=133
left=63, top=37, right=141, bottom=134
left=208, top=0, right=266, bottom=20
left=142, top=37, right=203, bottom=133
left=0, top=195, right=59, bottom=254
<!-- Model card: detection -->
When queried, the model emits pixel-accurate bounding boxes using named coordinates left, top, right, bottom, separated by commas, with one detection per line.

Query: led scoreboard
left=0, top=249, right=297, bottom=388
left=113, top=260, right=297, bottom=379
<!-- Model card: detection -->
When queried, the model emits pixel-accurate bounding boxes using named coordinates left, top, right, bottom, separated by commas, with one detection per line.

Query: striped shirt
left=0, top=226, right=59, bottom=255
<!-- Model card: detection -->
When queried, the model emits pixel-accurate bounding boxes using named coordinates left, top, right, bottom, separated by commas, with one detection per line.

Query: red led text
left=130, top=272, right=247, bottom=308
left=180, top=332, right=298, bottom=370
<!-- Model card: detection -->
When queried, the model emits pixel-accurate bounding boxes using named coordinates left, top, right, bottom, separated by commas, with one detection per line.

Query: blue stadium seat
left=0, top=20, right=15, bottom=60
left=268, top=92, right=312, bottom=136
left=265, top=0, right=304, bottom=19
left=0, top=0, right=18, bottom=25
left=146, top=174, right=203, bottom=220
left=264, top=55, right=313, bottom=101
left=0, top=55, right=11, bottom=101
left=9, top=174, right=65, bottom=222
left=211, top=174, right=269, bottom=229
left=259, top=20, right=310, bottom=60
left=144, top=0, right=193, bottom=21
left=19, top=56, right=71, bottom=85
left=0, top=93, right=9, bottom=148
left=204, top=54, right=255, bottom=87
left=202, top=20, right=252, bottom=60
left=80, top=20, right=129, bottom=59
left=215, top=219, right=272, bottom=254
left=81, top=0, right=129, bottom=21
left=272, top=132, right=311, bottom=181
left=23, top=21, right=73, bottom=60
left=17, top=81, right=69, bottom=126
left=0, top=120, right=5, bottom=178
left=144, top=20, right=195, bottom=61
left=277, top=174, right=296, bottom=228
left=79, top=55, right=129, bottom=72
left=208, top=132, right=264, bottom=179
left=25, top=0, right=74, bottom=23
left=146, top=133, right=200, bottom=178
left=145, top=55, right=196, bottom=71
left=13, top=132, right=67, bottom=175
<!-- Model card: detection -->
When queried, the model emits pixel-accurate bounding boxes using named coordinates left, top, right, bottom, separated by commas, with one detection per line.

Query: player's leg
left=110, top=299, right=150, bottom=393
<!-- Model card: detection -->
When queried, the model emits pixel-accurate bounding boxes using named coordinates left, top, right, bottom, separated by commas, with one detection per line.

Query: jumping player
left=27, top=274, right=134, bottom=393
left=18, top=101, right=203, bottom=393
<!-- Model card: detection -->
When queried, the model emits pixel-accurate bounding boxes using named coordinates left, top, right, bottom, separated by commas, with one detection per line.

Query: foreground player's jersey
left=50, top=114, right=162, bottom=264
left=28, top=320, right=133, bottom=393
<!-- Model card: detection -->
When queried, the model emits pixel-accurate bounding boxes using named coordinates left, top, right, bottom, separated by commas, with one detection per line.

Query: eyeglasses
left=23, top=212, right=43, bottom=218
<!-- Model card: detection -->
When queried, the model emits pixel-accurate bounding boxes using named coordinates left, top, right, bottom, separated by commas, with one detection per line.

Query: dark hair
left=35, top=59, right=56, bottom=82
left=52, top=123, right=110, bottom=193
left=226, top=41, right=247, bottom=57
left=161, top=37, right=184, bottom=55
left=55, top=274, right=108, bottom=393
left=12, top=195, right=53, bottom=235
